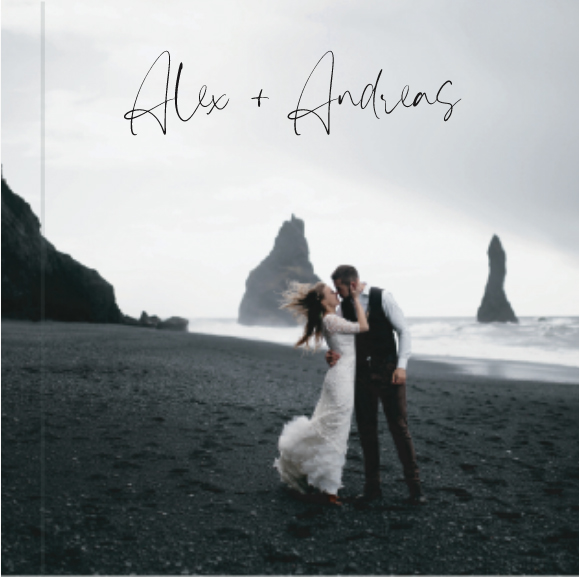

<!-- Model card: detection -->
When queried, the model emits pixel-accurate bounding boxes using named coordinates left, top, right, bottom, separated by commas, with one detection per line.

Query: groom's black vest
left=342, top=287, right=398, bottom=372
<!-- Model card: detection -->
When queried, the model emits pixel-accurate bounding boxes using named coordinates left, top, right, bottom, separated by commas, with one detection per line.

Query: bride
left=273, top=280, right=369, bottom=505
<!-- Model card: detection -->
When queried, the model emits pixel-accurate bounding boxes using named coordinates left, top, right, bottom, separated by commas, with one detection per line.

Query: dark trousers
left=354, top=365, right=420, bottom=491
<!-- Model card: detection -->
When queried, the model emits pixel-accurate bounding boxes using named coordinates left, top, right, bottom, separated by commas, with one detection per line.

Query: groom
left=327, top=265, right=426, bottom=504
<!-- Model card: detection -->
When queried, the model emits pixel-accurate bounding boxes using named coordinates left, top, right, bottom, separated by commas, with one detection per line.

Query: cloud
left=2, top=0, right=578, bottom=317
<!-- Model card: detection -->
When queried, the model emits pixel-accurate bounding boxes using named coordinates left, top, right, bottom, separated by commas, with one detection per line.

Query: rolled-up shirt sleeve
left=381, top=291, right=412, bottom=370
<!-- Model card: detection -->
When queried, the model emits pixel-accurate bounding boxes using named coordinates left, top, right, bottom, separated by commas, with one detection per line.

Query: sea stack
left=238, top=214, right=320, bottom=326
left=1, top=174, right=122, bottom=322
left=477, top=235, right=518, bottom=323
left=132, top=311, right=189, bottom=331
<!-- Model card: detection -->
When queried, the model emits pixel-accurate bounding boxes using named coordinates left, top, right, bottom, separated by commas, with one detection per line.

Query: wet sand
left=2, top=320, right=579, bottom=575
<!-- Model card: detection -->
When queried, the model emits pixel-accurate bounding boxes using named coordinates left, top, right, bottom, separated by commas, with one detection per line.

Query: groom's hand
left=392, top=368, right=407, bottom=385
left=325, top=350, right=341, bottom=367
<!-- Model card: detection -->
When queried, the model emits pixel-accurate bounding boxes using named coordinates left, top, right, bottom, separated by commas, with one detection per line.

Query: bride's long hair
left=281, top=281, right=327, bottom=350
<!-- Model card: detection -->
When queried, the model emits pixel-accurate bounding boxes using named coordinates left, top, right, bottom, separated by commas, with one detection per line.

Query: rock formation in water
left=159, top=316, right=189, bottom=331
left=136, top=311, right=189, bottom=331
left=2, top=174, right=122, bottom=322
left=238, top=214, right=320, bottom=326
left=477, top=235, right=518, bottom=323
left=139, top=311, right=162, bottom=327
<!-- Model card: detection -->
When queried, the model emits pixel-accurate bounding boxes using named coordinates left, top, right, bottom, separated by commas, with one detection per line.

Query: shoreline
left=186, top=315, right=579, bottom=376
left=11, top=318, right=579, bottom=382
left=3, top=320, right=579, bottom=574
left=187, top=325, right=579, bottom=385
left=412, top=354, right=579, bottom=385
left=191, top=330, right=579, bottom=384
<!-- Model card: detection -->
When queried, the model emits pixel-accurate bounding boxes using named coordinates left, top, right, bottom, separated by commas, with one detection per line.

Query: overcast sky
left=2, top=0, right=579, bottom=318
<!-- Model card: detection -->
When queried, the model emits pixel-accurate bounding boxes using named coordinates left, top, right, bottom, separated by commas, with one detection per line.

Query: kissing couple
left=274, top=265, right=426, bottom=506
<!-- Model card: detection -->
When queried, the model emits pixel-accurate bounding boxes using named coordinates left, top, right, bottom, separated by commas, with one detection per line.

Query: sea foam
left=187, top=316, right=579, bottom=369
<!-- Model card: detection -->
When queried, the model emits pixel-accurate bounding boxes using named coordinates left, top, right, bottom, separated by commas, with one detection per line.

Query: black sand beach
left=2, top=320, right=579, bottom=575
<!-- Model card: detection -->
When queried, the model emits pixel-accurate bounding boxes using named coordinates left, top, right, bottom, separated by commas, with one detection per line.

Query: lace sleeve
left=324, top=314, right=360, bottom=335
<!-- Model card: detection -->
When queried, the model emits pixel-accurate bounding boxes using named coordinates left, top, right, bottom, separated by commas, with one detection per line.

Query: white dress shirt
left=337, top=283, right=412, bottom=370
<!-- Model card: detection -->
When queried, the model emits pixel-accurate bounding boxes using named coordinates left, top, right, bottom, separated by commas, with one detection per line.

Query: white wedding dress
left=274, top=313, right=360, bottom=495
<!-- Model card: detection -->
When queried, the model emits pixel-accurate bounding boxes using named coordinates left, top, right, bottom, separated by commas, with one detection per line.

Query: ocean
left=188, top=316, right=579, bottom=384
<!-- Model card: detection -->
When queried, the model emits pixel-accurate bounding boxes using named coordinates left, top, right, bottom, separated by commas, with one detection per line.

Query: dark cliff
left=477, top=235, right=518, bottom=323
left=238, top=215, right=320, bottom=327
left=2, top=175, right=122, bottom=322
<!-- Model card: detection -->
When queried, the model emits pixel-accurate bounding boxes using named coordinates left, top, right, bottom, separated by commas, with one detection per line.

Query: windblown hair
left=331, top=265, right=359, bottom=285
left=281, top=281, right=327, bottom=350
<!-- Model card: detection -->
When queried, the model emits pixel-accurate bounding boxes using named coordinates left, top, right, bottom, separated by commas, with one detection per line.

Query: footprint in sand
left=113, top=460, right=141, bottom=470
left=195, top=480, right=226, bottom=493
left=439, top=486, right=473, bottom=501
left=87, top=473, right=107, bottom=481
left=493, top=510, right=523, bottom=522
left=476, top=477, right=508, bottom=487
left=485, top=434, right=503, bottom=443
left=286, top=522, right=313, bottom=538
